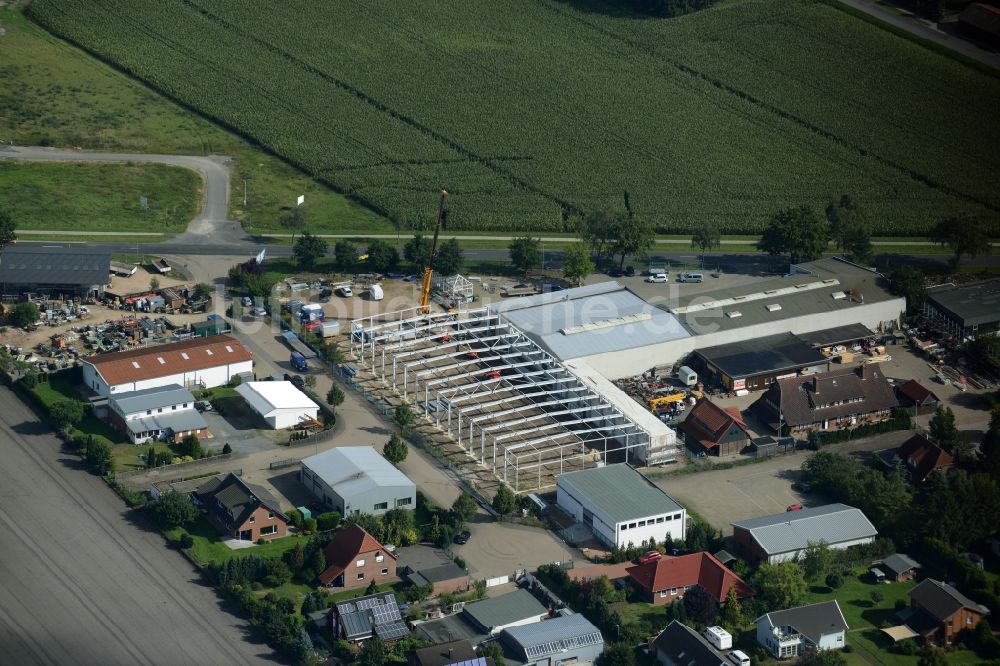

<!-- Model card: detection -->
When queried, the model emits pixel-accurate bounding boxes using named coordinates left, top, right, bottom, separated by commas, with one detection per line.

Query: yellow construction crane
left=648, top=392, right=686, bottom=411
left=419, top=189, right=449, bottom=313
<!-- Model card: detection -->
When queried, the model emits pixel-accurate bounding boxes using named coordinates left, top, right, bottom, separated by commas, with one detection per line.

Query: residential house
left=680, top=400, right=751, bottom=457
left=731, top=504, right=878, bottom=564
left=626, top=552, right=754, bottom=606
left=192, top=473, right=287, bottom=542
left=500, top=613, right=604, bottom=665
left=107, top=384, right=208, bottom=444
left=896, top=380, right=940, bottom=415
left=756, top=600, right=848, bottom=658
left=332, top=591, right=409, bottom=643
left=897, top=579, right=990, bottom=646
left=878, top=433, right=955, bottom=484
left=875, top=554, right=921, bottom=583
left=650, top=620, right=728, bottom=666
left=752, top=364, right=898, bottom=433
left=82, top=334, right=253, bottom=396
left=318, top=524, right=398, bottom=589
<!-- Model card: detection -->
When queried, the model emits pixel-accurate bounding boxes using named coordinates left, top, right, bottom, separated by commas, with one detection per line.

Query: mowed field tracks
left=27, top=0, right=1000, bottom=234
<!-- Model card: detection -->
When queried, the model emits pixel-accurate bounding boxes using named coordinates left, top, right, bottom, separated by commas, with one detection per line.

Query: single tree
left=492, top=483, right=518, bottom=517
left=383, top=433, right=408, bottom=465
left=293, top=231, right=328, bottom=270
left=754, top=561, right=807, bottom=611
left=333, top=240, right=356, bottom=272
left=326, top=384, right=345, bottom=411
left=509, top=236, right=543, bottom=277
left=595, top=642, right=634, bottom=666
left=826, top=195, right=873, bottom=264
left=434, top=238, right=465, bottom=276
left=403, top=234, right=431, bottom=269
left=917, top=646, right=948, bottom=666
left=222, top=442, right=233, bottom=455
left=691, top=221, right=721, bottom=268
left=562, top=243, right=595, bottom=286
left=451, top=492, right=478, bottom=524
left=176, top=433, right=205, bottom=459
left=609, top=214, right=655, bottom=271
left=364, top=239, right=399, bottom=273
left=8, top=301, right=39, bottom=328
left=981, top=407, right=1000, bottom=479
left=683, top=584, right=720, bottom=623
left=967, top=336, right=1000, bottom=373
left=928, top=405, right=962, bottom=452
left=85, top=439, right=114, bottom=475
left=279, top=206, right=306, bottom=242
left=0, top=209, right=17, bottom=249
left=365, top=579, right=378, bottom=596
left=150, top=491, right=198, bottom=528
left=193, top=283, right=213, bottom=301
left=477, top=641, right=507, bottom=666
left=50, top=399, right=85, bottom=432
left=801, top=540, right=833, bottom=581
left=357, top=633, right=387, bottom=666
left=870, top=589, right=884, bottom=605
left=719, top=585, right=744, bottom=631
left=887, top=266, right=928, bottom=315
left=578, top=210, right=617, bottom=265
left=304, top=375, right=317, bottom=390
left=393, top=404, right=415, bottom=433
left=146, top=445, right=156, bottom=469
left=758, top=206, right=829, bottom=263
left=149, top=277, right=160, bottom=291
left=931, top=213, right=991, bottom=267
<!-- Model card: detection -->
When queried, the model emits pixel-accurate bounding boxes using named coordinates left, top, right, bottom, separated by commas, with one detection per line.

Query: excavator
left=419, top=189, right=449, bottom=313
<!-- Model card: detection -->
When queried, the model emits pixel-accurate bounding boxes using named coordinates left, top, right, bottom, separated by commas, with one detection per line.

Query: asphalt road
left=0, top=386, right=276, bottom=666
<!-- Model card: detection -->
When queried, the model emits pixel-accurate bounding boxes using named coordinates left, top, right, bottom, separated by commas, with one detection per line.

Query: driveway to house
left=835, top=0, right=1000, bottom=70
left=0, top=386, right=275, bottom=665
left=653, top=430, right=917, bottom=536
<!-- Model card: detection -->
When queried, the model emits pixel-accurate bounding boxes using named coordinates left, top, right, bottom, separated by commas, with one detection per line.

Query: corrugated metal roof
left=731, top=504, right=877, bottom=555
left=695, top=333, right=827, bottom=379
left=302, top=447, right=415, bottom=496
left=501, top=613, right=603, bottom=655
left=926, top=278, right=1000, bottom=327
left=0, top=244, right=111, bottom=287
left=110, top=384, right=195, bottom=415
left=126, top=409, right=207, bottom=436
left=493, top=284, right=690, bottom=361
left=557, top=464, right=682, bottom=524
left=463, top=589, right=547, bottom=632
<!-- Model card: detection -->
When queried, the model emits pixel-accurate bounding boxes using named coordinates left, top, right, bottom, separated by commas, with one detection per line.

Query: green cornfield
left=27, top=0, right=1000, bottom=235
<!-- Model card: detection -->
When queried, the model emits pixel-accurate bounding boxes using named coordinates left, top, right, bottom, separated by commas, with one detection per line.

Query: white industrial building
left=235, top=381, right=319, bottom=429
left=82, top=334, right=253, bottom=396
left=732, top=503, right=878, bottom=563
left=556, top=464, right=686, bottom=548
left=301, top=447, right=416, bottom=516
left=348, top=258, right=903, bottom=491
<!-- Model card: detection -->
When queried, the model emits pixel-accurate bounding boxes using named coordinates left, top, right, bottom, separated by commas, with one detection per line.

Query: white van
left=728, top=650, right=751, bottom=666
left=645, top=273, right=668, bottom=283
left=678, top=272, right=704, bottom=283
left=369, top=284, right=384, bottom=301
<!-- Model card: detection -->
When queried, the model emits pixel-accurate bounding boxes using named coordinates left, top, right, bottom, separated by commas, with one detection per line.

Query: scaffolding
left=350, top=306, right=654, bottom=491
left=433, top=274, right=474, bottom=305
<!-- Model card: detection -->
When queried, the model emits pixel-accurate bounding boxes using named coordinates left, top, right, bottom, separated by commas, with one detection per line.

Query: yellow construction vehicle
left=649, top=392, right=686, bottom=411
left=419, top=189, right=449, bottom=313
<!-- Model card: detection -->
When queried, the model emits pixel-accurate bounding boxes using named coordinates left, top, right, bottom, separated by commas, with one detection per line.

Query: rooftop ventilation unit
left=765, top=304, right=782, bottom=312
left=561, top=312, right=652, bottom=335
left=726, top=311, right=742, bottom=318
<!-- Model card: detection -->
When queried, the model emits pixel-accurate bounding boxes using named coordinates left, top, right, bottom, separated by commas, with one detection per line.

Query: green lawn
left=611, top=600, right=668, bottom=639
left=0, top=161, right=199, bottom=233
left=165, top=514, right=305, bottom=567
left=0, top=7, right=386, bottom=235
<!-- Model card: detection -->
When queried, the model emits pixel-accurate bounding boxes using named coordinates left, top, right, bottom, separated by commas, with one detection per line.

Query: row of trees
left=290, top=232, right=468, bottom=276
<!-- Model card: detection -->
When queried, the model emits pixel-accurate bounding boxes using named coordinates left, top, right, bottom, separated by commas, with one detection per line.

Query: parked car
left=196, top=400, right=214, bottom=412
left=624, top=266, right=636, bottom=277
left=645, top=273, right=668, bottom=283
left=637, top=550, right=662, bottom=565
left=253, top=306, right=268, bottom=318
left=336, top=286, right=353, bottom=297
left=787, top=504, right=803, bottom=512
left=454, top=530, right=471, bottom=545
left=241, top=296, right=253, bottom=307
left=791, top=481, right=813, bottom=493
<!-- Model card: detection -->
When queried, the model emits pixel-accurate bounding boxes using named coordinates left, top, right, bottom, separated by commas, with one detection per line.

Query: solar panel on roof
left=375, top=621, right=409, bottom=641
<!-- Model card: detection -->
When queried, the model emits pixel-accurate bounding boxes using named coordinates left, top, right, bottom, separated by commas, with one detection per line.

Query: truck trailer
left=281, top=330, right=317, bottom=359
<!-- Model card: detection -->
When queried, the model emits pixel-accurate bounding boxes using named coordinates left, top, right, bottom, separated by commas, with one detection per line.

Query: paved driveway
left=453, top=512, right=577, bottom=578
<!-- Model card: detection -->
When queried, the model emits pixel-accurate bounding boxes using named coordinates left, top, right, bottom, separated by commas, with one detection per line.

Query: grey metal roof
left=731, top=503, right=878, bottom=556
left=406, top=561, right=468, bottom=585
left=669, top=258, right=897, bottom=334
left=926, top=278, right=1000, bottom=327
left=491, top=282, right=690, bottom=361
left=302, top=446, right=415, bottom=496
left=799, top=323, right=876, bottom=348
left=126, top=409, right=207, bottom=436
left=110, top=384, right=195, bottom=415
left=881, top=553, right=921, bottom=577
left=0, top=244, right=111, bottom=287
left=694, top=333, right=827, bottom=379
left=500, top=613, right=603, bottom=659
left=557, top=464, right=682, bottom=525
left=462, top=589, right=547, bottom=632
left=762, top=600, right=848, bottom=644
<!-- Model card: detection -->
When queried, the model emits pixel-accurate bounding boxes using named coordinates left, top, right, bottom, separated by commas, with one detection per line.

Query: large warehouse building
left=0, top=244, right=111, bottom=299
left=300, top=447, right=416, bottom=517
left=924, top=279, right=1000, bottom=338
left=349, top=258, right=903, bottom=490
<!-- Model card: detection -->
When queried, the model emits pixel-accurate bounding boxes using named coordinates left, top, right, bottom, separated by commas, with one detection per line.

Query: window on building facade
left=376, top=554, right=384, bottom=563
left=260, top=525, right=277, bottom=536
left=357, top=573, right=364, bottom=580
left=356, top=559, right=365, bottom=567
left=268, top=511, right=274, bottom=519
left=396, top=497, right=412, bottom=507
left=381, top=568, right=389, bottom=575
left=249, top=516, right=255, bottom=523
left=374, top=502, right=388, bottom=511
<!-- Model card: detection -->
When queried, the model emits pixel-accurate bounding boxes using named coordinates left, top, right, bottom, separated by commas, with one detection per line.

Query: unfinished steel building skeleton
left=350, top=306, right=655, bottom=491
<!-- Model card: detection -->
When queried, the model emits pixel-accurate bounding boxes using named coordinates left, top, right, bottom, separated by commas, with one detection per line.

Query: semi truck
left=281, top=330, right=317, bottom=360
left=300, top=303, right=325, bottom=323
left=290, top=351, right=309, bottom=372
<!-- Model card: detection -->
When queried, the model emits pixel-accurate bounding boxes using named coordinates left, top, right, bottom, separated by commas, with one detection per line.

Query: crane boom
left=419, top=189, right=449, bottom=312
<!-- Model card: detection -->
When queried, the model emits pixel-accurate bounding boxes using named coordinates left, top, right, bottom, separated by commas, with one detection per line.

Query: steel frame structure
left=350, top=306, right=651, bottom=490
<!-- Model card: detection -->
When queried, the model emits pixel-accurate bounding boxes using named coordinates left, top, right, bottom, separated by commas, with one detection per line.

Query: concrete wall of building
left=767, top=536, right=875, bottom=564
left=301, top=465, right=415, bottom=517
left=556, top=479, right=684, bottom=547
left=266, top=407, right=319, bottom=429
left=816, top=631, right=846, bottom=651
left=579, top=299, right=904, bottom=380
left=84, top=360, right=253, bottom=396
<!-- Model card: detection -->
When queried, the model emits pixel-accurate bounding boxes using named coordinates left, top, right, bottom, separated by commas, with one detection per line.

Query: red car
left=787, top=504, right=803, bottom=512
left=637, top=550, right=662, bottom=565
left=483, top=370, right=501, bottom=380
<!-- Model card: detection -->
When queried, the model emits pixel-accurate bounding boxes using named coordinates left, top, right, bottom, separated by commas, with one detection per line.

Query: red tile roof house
left=192, top=473, right=288, bottom=542
left=878, top=433, right=955, bottom=484
left=626, top=552, right=754, bottom=606
left=81, top=334, right=253, bottom=396
left=318, top=524, right=399, bottom=590
left=896, top=380, right=940, bottom=416
left=680, top=399, right=751, bottom=457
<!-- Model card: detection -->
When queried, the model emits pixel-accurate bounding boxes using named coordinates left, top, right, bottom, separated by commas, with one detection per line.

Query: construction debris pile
left=614, top=367, right=698, bottom=425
